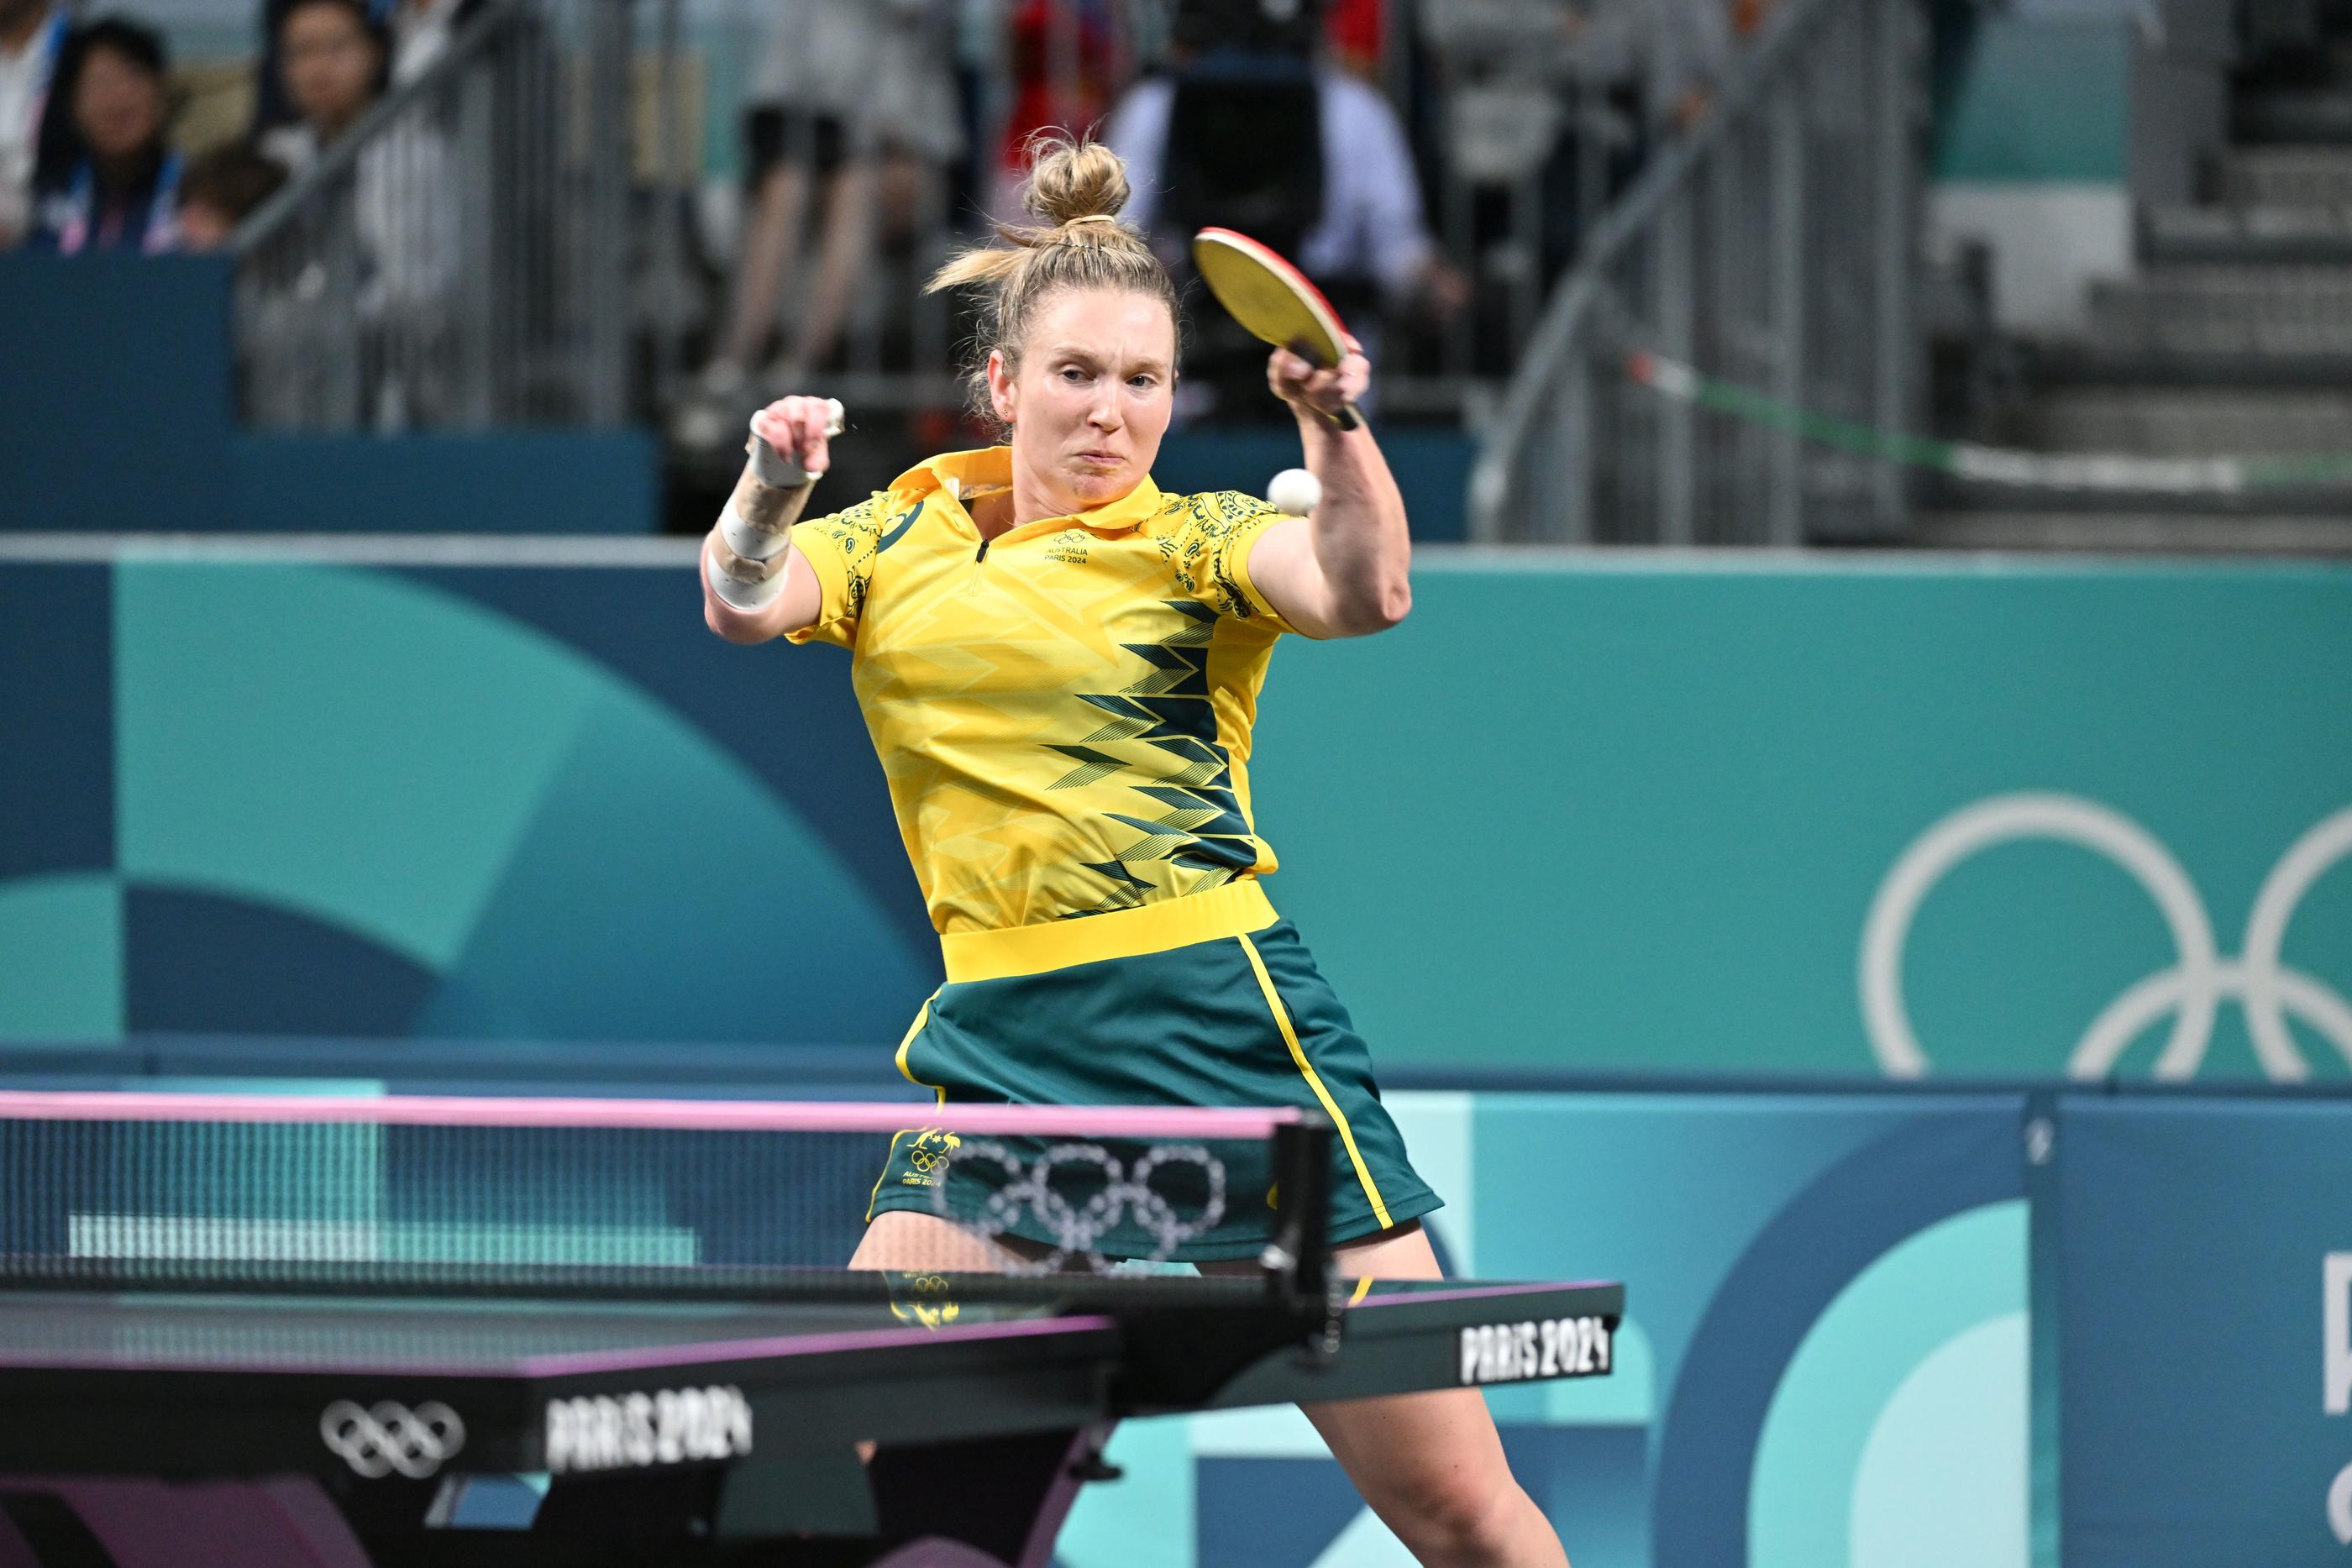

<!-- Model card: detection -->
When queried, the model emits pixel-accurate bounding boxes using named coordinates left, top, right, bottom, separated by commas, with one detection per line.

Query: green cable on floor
left=1625, top=350, right=2352, bottom=494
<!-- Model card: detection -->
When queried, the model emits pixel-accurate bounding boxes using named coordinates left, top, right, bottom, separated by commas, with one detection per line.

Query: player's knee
left=1377, top=1465, right=1521, bottom=1563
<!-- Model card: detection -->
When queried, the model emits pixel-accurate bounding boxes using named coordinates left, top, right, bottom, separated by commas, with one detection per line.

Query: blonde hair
left=926, top=135, right=1182, bottom=433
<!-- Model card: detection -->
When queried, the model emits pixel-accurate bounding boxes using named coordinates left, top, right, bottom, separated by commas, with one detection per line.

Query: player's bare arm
left=1247, top=340, right=1414, bottom=640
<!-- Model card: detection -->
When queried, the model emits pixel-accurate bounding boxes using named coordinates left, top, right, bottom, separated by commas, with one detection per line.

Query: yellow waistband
left=940, top=879, right=1278, bottom=984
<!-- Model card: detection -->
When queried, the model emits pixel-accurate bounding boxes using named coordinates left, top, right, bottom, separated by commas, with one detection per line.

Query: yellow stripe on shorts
left=1236, top=933, right=1393, bottom=1231
left=873, top=993, right=946, bottom=1224
left=893, top=990, right=945, bottom=1106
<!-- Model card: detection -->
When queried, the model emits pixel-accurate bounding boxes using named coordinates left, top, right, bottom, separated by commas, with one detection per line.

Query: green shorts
left=867, top=882, right=1438, bottom=1262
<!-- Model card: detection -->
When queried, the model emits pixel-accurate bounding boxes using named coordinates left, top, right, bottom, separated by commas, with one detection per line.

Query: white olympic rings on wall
left=1861, top=793, right=2352, bottom=1081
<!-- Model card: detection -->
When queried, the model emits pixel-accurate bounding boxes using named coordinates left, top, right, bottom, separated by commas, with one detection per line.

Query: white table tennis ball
left=1268, top=467, right=1322, bottom=517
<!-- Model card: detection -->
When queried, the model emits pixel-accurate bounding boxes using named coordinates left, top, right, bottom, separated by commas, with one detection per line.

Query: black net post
left=1263, top=1112, right=1334, bottom=1306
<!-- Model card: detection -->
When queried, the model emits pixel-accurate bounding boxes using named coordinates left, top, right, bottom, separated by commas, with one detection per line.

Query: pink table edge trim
left=515, top=1311, right=1121, bottom=1377
left=0, top=1091, right=1300, bottom=1141
left=1348, top=1281, right=1619, bottom=1311
left=0, top=1313, right=1121, bottom=1381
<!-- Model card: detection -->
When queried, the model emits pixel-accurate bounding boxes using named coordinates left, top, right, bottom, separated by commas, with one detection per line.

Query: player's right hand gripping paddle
left=1192, top=226, right=1362, bottom=431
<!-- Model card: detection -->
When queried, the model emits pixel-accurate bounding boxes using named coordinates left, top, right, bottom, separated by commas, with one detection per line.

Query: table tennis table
left=0, top=1090, right=1621, bottom=1566
left=0, top=1272, right=1620, bottom=1567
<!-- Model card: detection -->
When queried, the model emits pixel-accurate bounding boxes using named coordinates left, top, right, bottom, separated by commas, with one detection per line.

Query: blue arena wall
left=3, top=549, right=2348, bottom=1086
left=1073, top=1085, right=2040, bottom=1568
left=1060, top=1086, right=2349, bottom=1568
left=2052, top=1096, right=2352, bottom=1568
left=0, top=256, right=658, bottom=536
left=0, top=1055, right=2334, bottom=1568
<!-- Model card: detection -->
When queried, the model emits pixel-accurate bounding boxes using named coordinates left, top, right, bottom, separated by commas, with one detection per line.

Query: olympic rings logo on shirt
left=320, top=1398, right=467, bottom=1479
left=928, top=1138, right=1229, bottom=1269
left=1861, top=793, right=2352, bottom=1081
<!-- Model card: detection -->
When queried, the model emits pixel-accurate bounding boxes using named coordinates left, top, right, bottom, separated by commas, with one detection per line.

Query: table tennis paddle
left=1191, top=227, right=1362, bottom=431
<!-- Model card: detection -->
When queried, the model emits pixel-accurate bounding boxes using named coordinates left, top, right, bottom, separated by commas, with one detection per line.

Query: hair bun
left=924, top=132, right=1178, bottom=438
left=1022, top=136, right=1131, bottom=228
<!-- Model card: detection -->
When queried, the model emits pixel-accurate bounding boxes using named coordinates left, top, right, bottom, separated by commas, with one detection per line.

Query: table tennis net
left=0, top=1094, right=1326, bottom=1296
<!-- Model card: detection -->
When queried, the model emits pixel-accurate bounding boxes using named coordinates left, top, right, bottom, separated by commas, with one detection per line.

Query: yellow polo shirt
left=788, top=446, right=1296, bottom=936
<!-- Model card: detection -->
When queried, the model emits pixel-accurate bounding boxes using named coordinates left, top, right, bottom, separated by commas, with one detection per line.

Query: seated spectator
left=27, top=18, right=183, bottom=255
left=258, top=0, right=454, bottom=426
left=1105, top=0, right=1465, bottom=417
left=176, top=140, right=287, bottom=249
left=248, top=0, right=392, bottom=137
left=259, top=0, right=449, bottom=307
left=0, top=0, right=79, bottom=248
left=259, top=0, right=384, bottom=171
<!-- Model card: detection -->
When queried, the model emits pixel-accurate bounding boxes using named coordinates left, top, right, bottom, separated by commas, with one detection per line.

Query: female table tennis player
left=698, top=137, right=1568, bottom=1568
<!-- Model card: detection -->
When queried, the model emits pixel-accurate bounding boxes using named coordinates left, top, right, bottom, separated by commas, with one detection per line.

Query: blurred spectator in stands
left=260, top=0, right=381, bottom=163
left=1105, top=0, right=1465, bottom=418
left=990, top=0, right=1120, bottom=218
left=260, top=0, right=454, bottom=424
left=176, top=139, right=286, bottom=249
left=259, top=0, right=453, bottom=294
left=249, top=0, right=391, bottom=136
left=0, top=0, right=73, bottom=247
left=680, top=0, right=963, bottom=437
left=1323, top=0, right=1383, bottom=77
left=26, top=18, right=182, bottom=254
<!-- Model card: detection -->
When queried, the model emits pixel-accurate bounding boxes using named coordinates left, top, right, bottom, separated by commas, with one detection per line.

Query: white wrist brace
left=725, top=398, right=846, bottom=562
left=721, top=502, right=792, bottom=564
left=707, top=544, right=790, bottom=611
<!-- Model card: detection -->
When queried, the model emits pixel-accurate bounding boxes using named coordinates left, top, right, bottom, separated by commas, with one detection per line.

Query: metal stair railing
left=233, top=0, right=633, bottom=433
left=1467, top=0, right=1922, bottom=544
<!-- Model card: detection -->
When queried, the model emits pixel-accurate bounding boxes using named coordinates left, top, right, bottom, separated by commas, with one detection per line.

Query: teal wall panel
left=1252, top=558, right=2352, bottom=1081
left=4, top=553, right=2348, bottom=1083
left=114, top=562, right=607, bottom=970
left=0, top=873, right=122, bottom=1041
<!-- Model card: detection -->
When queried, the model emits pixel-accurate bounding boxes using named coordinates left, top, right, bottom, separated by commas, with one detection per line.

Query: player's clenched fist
left=749, top=396, right=844, bottom=482
left=707, top=396, right=846, bottom=618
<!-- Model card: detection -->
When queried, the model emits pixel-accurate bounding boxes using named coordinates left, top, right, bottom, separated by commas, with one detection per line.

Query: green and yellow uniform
left=791, top=447, right=1436, bottom=1260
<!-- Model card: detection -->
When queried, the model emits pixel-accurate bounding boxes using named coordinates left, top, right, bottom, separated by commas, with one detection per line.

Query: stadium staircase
left=1919, top=26, right=2352, bottom=553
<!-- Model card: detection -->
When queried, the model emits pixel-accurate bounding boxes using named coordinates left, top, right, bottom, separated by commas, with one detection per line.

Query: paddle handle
left=1285, top=338, right=1361, bottom=431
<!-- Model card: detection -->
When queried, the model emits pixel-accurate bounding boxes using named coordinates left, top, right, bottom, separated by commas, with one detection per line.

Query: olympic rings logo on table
left=1861, top=793, right=2352, bottom=1080
left=928, top=1138, right=1229, bottom=1270
left=320, top=1398, right=466, bottom=1479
